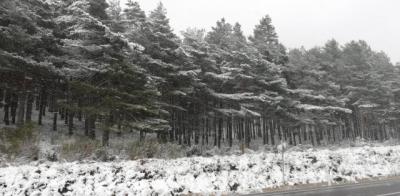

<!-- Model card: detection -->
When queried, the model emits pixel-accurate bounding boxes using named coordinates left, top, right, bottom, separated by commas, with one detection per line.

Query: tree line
left=1, top=0, right=400, bottom=148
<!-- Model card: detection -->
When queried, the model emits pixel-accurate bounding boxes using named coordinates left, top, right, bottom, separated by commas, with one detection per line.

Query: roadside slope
left=1, top=145, right=400, bottom=195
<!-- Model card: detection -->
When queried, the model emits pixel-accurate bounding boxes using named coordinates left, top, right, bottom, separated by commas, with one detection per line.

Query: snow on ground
left=1, top=145, right=400, bottom=196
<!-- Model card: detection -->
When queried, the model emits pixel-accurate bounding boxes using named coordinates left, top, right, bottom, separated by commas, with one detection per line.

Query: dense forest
left=1, top=0, right=400, bottom=150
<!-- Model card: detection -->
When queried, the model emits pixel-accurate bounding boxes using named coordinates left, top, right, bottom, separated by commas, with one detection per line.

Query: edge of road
left=243, top=175, right=400, bottom=196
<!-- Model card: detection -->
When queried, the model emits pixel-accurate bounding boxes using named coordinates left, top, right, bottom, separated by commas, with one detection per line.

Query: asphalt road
left=246, top=178, right=400, bottom=196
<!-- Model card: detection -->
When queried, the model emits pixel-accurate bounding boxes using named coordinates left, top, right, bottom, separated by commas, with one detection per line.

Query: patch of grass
left=127, top=139, right=185, bottom=160
left=60, top=137, right=102, bottom=161
left=128, top=139, right=160, bottom=160
left=162, top=142, right=185, bottom=159
left=0, top=122, right=39, bottom=160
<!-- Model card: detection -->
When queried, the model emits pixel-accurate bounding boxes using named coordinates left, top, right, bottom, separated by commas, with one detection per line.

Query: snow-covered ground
left=1, top=145, right=400, bottom=196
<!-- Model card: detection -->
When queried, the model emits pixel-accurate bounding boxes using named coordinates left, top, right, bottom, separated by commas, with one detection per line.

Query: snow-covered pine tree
left=249, top=15, right=288, bottom=65
left=231, top=23, right=247, bottom=51
left=205, top=18, right=233, bottom=50
left=128, top=2, right=197, bottom=143
left=287, top=39, right=400, bottom=144
left=0, top=0, right=62, bottom=127
left=55, top=0, right=164, bottom=145
left=123, top=0, right=146, bottom=27
left=106, top=0, right=125, bottom=33
left=122, top=0, right=148, bottom=47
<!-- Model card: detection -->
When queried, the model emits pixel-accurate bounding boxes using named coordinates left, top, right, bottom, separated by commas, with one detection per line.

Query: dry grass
left=60, top=136, right=102, bottom=161
left=0, top=123, right=39, bottom=161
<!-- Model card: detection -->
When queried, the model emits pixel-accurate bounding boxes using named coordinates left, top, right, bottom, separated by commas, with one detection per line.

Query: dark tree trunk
left=102, top=115, right=112, bottom=147
left=38, top=88, right=46, bottom=125
left=53, top=112, right=58, bottom=131
left=89, top=115, right=96, bottom=139
left=0, top=88, right=3, bottom=109
left=17, top=90, right=26, bottom=126
left=140, top=130, right=145, bottom=142
left=64, top=109, right=68, bottom=125
left=60, top=108, right=64, bottom=120
left=77, top=98, right=82, bottom=121
left=245, top=118, right=250, bottom=147
left=38, top=99, right=43, bottom=125
left=269, top=120, right=275, bottom=145
left=68, top=112, right=74, bottom=135
left=228, top=116, right=233, bottom=147
left=213, top=117, right=217, bottom=146
left=3, top=89, right=11, bottom=125
left=205, top=117, right=209, bottom=145
left=35, top=94, right=40, bottom=111
left=25, top=92, right=33, bottom=122
left=102, top=126, right=110, bottom=146
left=50, top=88, right=58, bottom=131
left=10, top=93, right=18, bottom=124
left=217, top=117, right=222, bottom=148
left=84, top=115, right=89, bottom=136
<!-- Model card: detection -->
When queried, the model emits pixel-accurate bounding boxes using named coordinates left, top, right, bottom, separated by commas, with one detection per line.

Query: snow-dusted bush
left=1, top=145, right=400, bottom=195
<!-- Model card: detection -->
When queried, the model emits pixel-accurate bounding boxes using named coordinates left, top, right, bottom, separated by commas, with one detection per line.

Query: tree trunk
left=60, top=108, right=64, bottom=120
left=89, top=115, right=96, bottom=139
left=64, top=109, right=68, bottom=125
left=102, top=115, right=112, bottom=147
left=35, top=94, right=40, bottom=111
left=213, top=116, right=217, bottom=146
left=53, top=112, right=58, bottom=131
left=38, top=88, right=46, bottom=125
left=3, top=89, right=11, bottom=125
left=0, top=88, right=3, bottom=109
left=84, top=115, right=89, bottom=136
left=25, top=92, right=33, bottom=122
left=270, top=120, right=275, bottom=145
left=228, top=116, right=233, bottom=147
left=17, top=90, right=26, bottom=126
left=10, top=93, right=18, bottom=124
left=38, top=100, right=43, bottom=125
left=68, top=112, right=74, bottom=135
left=217, top=117, right=222, bottom=148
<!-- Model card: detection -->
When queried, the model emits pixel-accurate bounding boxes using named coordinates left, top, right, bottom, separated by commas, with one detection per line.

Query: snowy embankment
left=1, top=145, right=400, bottom=195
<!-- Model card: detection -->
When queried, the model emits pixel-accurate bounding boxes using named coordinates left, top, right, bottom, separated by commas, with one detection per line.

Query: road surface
left=246, top=178, right=400, bottom=196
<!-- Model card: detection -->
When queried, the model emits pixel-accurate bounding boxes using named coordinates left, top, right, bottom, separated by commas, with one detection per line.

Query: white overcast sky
left=120, top=0, right=400, bottom=63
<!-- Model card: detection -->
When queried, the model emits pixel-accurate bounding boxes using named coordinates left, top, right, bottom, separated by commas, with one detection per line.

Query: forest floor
left=1, top=143, right=400, bottom=195
left=2, top=110, right=398, bottom=164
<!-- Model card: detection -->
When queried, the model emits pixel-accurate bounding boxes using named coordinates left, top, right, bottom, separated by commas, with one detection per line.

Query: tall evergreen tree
left=249, top=15, right=288, bottom=64
left=56, top=0, right=164, bottom=145
left=124, top=0, right=146, bottom=25
left=0, top=0, right=61, bottom=126
left=107, top=0, right=125, bottom=33
left=231, top=22, right=247, bottom=50
left=205, top=18, right=233, bottom=50
left=123, top=0, right=147, bottom=46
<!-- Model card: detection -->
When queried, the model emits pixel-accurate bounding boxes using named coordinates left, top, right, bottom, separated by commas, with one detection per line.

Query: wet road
left=246, top=178, right=400, bottom=196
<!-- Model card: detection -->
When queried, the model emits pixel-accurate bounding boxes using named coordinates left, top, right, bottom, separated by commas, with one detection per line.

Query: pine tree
left=146, top=2, right=180, bottom=60
left=107, top=0, right=125, bottom=33
left=205, top=18, right=233, bottom=50
left=231, top=23, right=247, bottom=50
left=56, top=0, right=164, bottom=145
left=249, top=15, right=288, bottom=64
left=88, top=0, right=109, bottom=20
left=122, top=0, right=148, bottom=46
left=0, top=0, right=61, bottom=126
left=124, top=0, right=146, bottom=27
